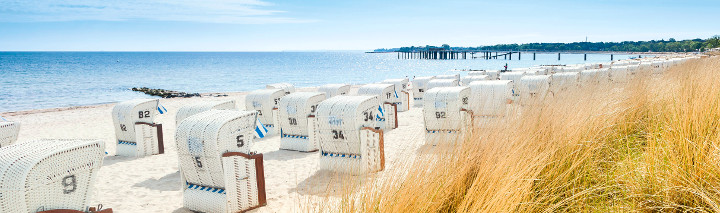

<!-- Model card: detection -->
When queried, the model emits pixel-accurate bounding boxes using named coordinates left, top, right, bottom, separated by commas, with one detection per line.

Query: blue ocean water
left=0, top=51, right=640, bottom=112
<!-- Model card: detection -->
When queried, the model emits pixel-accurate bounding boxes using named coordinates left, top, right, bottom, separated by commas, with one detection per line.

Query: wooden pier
left=395, top=49, right=618, bottom=61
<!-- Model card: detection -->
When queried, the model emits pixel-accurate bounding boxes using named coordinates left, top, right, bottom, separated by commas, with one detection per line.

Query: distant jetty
left=130, top=87, right=200, bottom=98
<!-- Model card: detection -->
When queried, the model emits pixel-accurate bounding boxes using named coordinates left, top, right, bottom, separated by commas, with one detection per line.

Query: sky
left=0, top=0, right=718, bottom=51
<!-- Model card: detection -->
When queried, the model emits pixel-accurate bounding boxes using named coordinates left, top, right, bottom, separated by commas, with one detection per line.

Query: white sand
left=1, top=87, right=428, bottom=213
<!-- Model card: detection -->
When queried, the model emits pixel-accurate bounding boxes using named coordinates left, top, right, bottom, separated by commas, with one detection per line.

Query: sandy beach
left=1, top=86, right=428, bottom=213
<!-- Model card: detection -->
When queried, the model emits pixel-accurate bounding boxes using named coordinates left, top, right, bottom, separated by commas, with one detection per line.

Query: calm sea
left=0, top=51, right=640, bottom=112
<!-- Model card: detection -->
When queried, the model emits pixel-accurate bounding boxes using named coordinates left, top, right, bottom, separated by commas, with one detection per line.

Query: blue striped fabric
left=426, top=130, right=460, bottom=133
left=117, top=140, right=137, bottom=145
left=321, top=151, right=361, bottom=159
left=414, top=98, right=423, bottom=100
left=186, top=182, right=226, bottom=194
left=281, top=134, right=308, bottom=139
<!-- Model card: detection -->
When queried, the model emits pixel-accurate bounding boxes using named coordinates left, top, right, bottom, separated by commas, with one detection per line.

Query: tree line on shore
left=375, top=36, right=720, bottom=53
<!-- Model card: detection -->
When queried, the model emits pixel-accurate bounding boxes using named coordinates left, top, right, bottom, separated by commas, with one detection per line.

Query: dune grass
left=318, top=55, right=720, bottom=212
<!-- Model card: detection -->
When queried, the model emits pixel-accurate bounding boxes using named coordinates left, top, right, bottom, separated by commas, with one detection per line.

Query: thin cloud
left=0, top=0, right=314, bottom=24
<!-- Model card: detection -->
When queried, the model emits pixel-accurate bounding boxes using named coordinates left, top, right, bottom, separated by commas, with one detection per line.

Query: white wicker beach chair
left=266, top=83, right=295, bottom=95
left=579, top=68, right=610, bottom=84
left=499, top=72, right=526, bottom=101
left=468, top=80, right=515, bottom=117
left=0, top=139, right=108, bottom=213
left=434, top=74, right=460, bottom=82
left=176, top=110, right=266, bottom=213
left=518, top=75, right=552, bottom=104
left=278, top=92, right=326, bottom=152
left=460, top=75, right=490, bottom=86
left=315, top=96, right=385, bottom=175
left=610, top=66, right=631, bottom=83
left=357, top=84, right=398, bottom=131
left=318, top=84, right=351, bottom=99
left=112, top=99, right=164, bottom=157
left=381, top=78, right=410, bottom=112
left=423, top=86, right=473, bottom=145
left=412, top=76, right=435, bottom=107
left=0, top=120, right=20, bottom=148
left=550, top=72, right=580, bottom=93
left=484, top=70, right=500, bottom=79
left=467, top=71, right=485, bottom=76
left=176, top=100, right=236, bottom=126
left=426, top=79, right=459, bottom=90
left=246, top=89, right=286, bottom=136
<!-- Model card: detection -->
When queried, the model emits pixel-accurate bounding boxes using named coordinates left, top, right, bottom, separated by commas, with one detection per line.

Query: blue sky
left=0, top=0, right=717, bottom=51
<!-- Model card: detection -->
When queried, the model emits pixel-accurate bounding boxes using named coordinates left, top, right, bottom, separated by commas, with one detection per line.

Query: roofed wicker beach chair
left=460, top=75, right=490, bottom=86
left=423, top=86, right=473, bottom=145
left=468, top=80, right=515, bottom=119
left=246, top=89, right=287, bottom=137
left=518, top=75, right=552, bottom=104
left=278, top=92, right=326, bottom=152
left=112, top=99, right=165, bottom=157
left=176, top=110, right=266, bottom=213
left=381, top=78, right=411, bottom=112
left=176, top=100, right=236, bottom=126
left=0, top=119, right=20, bottom=148
left=434, top=74, right=460, bottom=82
left=357, top=84, right=398, bottom=131
left=0, top=139, right=110, bottom=213
left=426, top=79, right=459, bottom=90
left=411, top=76, right=435, bottom=107
left=266, top=83, right=295, bottom=95
left=318, top=84, right=351, bottom=99
left=550, top=72, right=580, bottom=94
left=315, top=96, right=385, bottom=175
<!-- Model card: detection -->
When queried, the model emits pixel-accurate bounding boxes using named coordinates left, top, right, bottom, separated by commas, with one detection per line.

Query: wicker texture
left=0, top=139, right=105, bottom=212
left=460, top=75, right=490, bottom=86
left=468, top=80, right=514, bottom=117
left=580, top=68, right=611, bottom=84
left=266, top=83, right=295, bottom=95
left=315, top=96, right=384, bottom=174
left=0, top=121, right=20, bottom=148
left=426, top=79, right=459, bottom=90
left=484, top=70, right=500, bottom=80
left=246, top=89, right=286, bottom=136
left=278, top=92, right=326, bottom=152
left=175, top=110, right=263, bottom=213
left=357, top=84, right=397, bottom=131
left=112, top=99, right=161, bottom=157
left=467, top=71, right=485, bottom=76
left=318, top=84, right=351, bottom=99
left=176, top=100, right=236, bottom=127
left=434, top=74, right=460, bottom=82
left=550, top=72, right=580, bottom=93
left=519, top=75, right=552, bottom=104
left=423, top=87, right=473, bottom=145
left=411, top=76, right=435, bottom=107
left=381, top=79, right=410, bottom=112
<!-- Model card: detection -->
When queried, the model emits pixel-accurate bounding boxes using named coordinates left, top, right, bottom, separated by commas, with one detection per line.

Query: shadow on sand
left=133, top=171, right=182, bottom=192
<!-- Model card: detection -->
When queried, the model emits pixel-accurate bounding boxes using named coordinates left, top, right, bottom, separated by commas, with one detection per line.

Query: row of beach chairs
left=0, top=56, right=697, bottom=213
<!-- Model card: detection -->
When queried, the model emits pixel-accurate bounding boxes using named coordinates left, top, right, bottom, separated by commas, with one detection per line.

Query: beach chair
left=467, top=71, right=485, bottom=76
left=580, top=68, right=610, bottom=84
left=315, top=96, right=385, bottom=175
left=468, top=80, right=515, bottom=118
left=484, top=70, right=500, bottom=79
left=278, top=92, right=326, bottom=152
left=318, top=84, right=351, bottom=99
left=0, top=139, right=109, bottom=213
left=426, top=79, right=459, bottom=90
left=423, top=86, right=473, bottom=145
left=357, top=84, right=398, bottom=131
left=112, top=99, right=164, bottom=157
left=412, top=76, right=435, bottom=107
left=499, top=72, right=526, bottom=101
left=266, top=83, right=295, bottom=95
left=434, top=74, right=460, bottom=82
left=176, top=100, right=236, bottom=126
left=518, top=75, right=552, bottom=104
left=0, top=120, right=20, bottom=148
left=246, top=89, right=286, bottom=136
left=176, top=110, right=266, bottom=213
left=381, top=78, right=411, bottom=112
left=610, top=66, right=631, bottom=83
left=460, top=75, right=490, bottom=86
left=550, top=72, right=580, bottom=94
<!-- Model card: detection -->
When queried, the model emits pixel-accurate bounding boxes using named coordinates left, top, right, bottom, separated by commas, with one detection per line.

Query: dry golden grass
left=319, top=56, right=720, bottom=212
